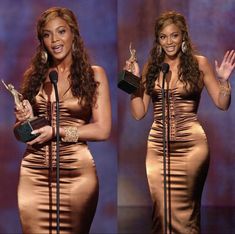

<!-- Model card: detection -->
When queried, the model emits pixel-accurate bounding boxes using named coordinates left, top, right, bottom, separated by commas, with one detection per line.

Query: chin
left=54, top=55, right=65, bottom=61
left=165, top=50, right=180, bottom=58
left=166, top=52, right=177, bottom=57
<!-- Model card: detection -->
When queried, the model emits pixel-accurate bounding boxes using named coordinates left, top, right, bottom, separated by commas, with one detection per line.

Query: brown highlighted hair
left=145, top=11, right=201, bottom=95
left=21, top=7, right=98, bottom=108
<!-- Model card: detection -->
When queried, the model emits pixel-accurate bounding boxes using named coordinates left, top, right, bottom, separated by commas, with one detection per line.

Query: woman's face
left=158, top=23, right=183, bottom=58
left=42, top=17, right=74, bottom=63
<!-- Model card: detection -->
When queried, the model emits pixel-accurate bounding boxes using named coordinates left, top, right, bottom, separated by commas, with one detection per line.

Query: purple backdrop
left=118, top=0, right=235, bottom=208
left=0, top=0, right=234, bottom=233
left=0, top=1, right=117, bottom=233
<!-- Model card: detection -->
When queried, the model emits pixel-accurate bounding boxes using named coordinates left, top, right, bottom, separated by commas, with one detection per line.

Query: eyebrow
left=159, top=31, right=180, bottom=35
left=43, top=25, right=67, bottom=32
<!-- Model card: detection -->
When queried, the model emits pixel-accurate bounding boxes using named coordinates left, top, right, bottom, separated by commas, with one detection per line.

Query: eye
left=42, top=32, right=50, bottom=38
left=172, top=33, right=179, bottom=39
left=58, top=29, right=66, bottom=35
left=159, top=35, right=166, bottom=40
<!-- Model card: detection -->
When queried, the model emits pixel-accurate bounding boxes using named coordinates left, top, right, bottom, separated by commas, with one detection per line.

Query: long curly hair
left=21, top=7, right=98, bottom=108
left=146, top=11, right=202, bottom=95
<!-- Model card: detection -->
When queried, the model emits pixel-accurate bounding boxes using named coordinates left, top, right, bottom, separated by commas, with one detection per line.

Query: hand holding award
left=118, top=43, right=140, bottom=94
left=2, top=80, right=48, bottom=143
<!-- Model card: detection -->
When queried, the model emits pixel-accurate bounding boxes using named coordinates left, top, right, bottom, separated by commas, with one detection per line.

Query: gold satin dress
left=17, top=84, right=99, bottom=234
left=146, top=81, right=209, bottom=233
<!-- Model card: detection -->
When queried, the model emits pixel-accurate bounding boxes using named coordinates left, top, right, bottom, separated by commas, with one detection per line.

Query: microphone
left=161, top=63, right=169, bottom=89
left=49, top=69, right=60, bottom=233
left=49, top=70, right=58, bottom=85
left=160, top=62, right=169, bottom=234
left=161, top=63, right=170, bottom=75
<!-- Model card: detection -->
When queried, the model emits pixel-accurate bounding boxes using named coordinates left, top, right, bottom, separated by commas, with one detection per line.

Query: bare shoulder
left=195, top=55, right=210, bottom=69
left=92, top=65, right=108, bottom=83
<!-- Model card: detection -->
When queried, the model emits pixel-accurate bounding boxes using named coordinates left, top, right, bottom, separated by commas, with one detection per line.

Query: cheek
left=67, top=39, right=73, bottom=47
left=173, top=38, right=183, bottom=45
left=64, top=40, right=73, bottom=52
left=65, top=35, right=74, bottom=47
left=43, top=39, right=51, bottom=50
left=159, top=39, right=165, bottom=46
left=177, top=36, right=183, bottom=43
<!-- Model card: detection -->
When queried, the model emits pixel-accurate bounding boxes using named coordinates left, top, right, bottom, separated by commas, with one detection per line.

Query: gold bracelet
left=61, top=126, right=79, bottom=142
left=219, top=80, right=231, bottom=97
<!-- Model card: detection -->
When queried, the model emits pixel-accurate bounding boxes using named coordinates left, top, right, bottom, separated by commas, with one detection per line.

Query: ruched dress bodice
left=23, top=85, right=92, bottom=169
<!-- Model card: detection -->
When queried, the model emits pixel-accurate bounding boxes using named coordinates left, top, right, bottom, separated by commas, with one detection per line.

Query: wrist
left=219, top=80, right=231, bottom=96
left=61, top=126, right=79, bottom=142
left=52, top=126, right=63, bottom=138
left=60, top=127, right=65, bottom=138
left=218, top=77, right=228, bottom=83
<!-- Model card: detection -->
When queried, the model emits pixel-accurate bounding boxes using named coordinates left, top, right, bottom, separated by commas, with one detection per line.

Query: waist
left=26, top=140, right=87, bottom=153
left=23, top=141, right=89, bottom=168
left=153, top=99, right=199, bottom=117
left=149, top=117, right=206, bottom=142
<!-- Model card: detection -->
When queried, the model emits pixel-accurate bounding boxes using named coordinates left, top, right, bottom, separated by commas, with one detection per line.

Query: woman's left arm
left=61, top=65, right=112, bottom=141
left=199, top=50, right=235, bottom=110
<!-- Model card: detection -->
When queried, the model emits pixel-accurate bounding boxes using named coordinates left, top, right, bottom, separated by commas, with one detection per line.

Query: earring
left=157, top=45, right=162, bottom=55
left=181, top=41, right=187, bottom=53
left=41, top=50, right=48, bottom=64
left=72, top=42, right=76, bottom=52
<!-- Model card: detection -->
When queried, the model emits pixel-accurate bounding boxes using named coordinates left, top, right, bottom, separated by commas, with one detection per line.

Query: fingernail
left=31, top=131, right=36, bottom=134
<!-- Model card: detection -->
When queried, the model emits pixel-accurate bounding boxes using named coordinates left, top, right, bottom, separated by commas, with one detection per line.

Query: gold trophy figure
left=1, top=80, right=48, bottom=142
left=118, top=42, right=140, bottom=94
left=1, top=80, right=24, bottom=108
left=127, top=42, right=137, bottom=73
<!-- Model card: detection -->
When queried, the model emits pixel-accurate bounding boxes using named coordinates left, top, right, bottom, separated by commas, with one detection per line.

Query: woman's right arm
left=13, top=99, right=34, bottom=141
left=129, top=62, right=150, bottom=120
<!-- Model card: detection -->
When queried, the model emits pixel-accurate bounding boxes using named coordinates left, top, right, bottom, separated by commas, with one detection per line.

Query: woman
left=14, top=7, right=111, bottom=234
left=126, top=11, right=234, bottom=233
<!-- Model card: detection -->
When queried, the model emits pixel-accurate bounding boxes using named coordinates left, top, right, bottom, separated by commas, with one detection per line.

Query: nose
left=167, top=36, right=172, bottom=44
left=51, top=33, right=58, bottom=42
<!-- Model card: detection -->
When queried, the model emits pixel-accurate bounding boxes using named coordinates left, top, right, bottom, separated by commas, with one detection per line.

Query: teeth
left=53, top=45, right=61, bottom=49
left=166, top=47, right=175, bottom=52
left=52, top=45, right=63, bottom=53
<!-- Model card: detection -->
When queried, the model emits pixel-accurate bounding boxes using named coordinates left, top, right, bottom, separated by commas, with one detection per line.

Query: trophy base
left=14, top=116, right=49, bottom=143
left=118, top=70, right=140, bottom=94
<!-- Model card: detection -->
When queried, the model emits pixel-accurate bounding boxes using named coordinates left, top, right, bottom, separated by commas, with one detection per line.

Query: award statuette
left=1, top=80, right=49, bottom=143
left=118, top=42, right=140, bottom=94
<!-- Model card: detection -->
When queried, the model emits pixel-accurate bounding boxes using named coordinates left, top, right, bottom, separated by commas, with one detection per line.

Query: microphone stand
left=161, top=69, right=168, bottom=234
left=51, top=76, right=60, bottom=234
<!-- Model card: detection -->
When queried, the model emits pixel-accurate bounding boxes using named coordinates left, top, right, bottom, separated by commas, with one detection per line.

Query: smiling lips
left=52, top=44, right=63, bottom=53
left=165, top=46, right=176, bottom=52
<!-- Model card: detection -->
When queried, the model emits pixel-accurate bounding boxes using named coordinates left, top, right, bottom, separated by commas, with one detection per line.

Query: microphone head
left=161, top=63, right=170, bottom=74
left=49, top=70, right=58, bottom=84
